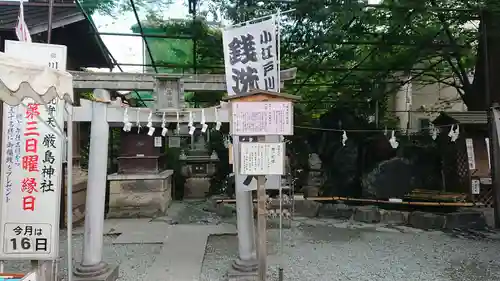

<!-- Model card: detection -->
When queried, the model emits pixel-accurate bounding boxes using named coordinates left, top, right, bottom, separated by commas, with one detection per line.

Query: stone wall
left=107, top=170, right=174, bottom=218
left=295, top=201, right=489, bottom=230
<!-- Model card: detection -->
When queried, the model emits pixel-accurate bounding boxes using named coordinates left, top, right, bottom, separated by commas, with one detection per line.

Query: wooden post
left=223, top=89, right=300, bottom=281
left=256, top=175, right=267, bottom=281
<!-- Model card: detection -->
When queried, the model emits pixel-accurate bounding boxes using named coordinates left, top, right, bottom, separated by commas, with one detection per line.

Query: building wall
left=392, top=80, right=467, bottom=132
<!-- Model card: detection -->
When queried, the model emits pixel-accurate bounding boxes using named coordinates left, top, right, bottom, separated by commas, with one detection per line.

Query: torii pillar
left=73, top=89, right=119, bottom=281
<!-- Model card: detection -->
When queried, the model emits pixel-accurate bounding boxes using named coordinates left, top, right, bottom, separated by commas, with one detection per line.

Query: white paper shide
left=231, top=101, right=293, bottom=136
left=240, top=142, right=284, bottom=175
left=223, top=18, right=278, bottom=96
left=0, top=41, right=66, bottom=260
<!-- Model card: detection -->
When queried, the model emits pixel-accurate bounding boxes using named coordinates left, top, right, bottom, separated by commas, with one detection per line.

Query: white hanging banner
left=223, top=17, right=278, bottom=96
left=465, top=138, right=476, bottom=170
left=0, top=41, right=66, bottom=260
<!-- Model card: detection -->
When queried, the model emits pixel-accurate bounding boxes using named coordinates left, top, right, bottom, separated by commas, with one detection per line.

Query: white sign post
left=0, top=41, right=66, bottom=260
left=229, top=94, right=293, bottom=281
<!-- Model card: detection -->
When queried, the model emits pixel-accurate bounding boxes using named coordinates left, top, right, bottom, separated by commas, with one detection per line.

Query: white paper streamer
left=147, top=127, right=155, bottom=136
left=215, top=107, right=222, bottom=130
left=429, top=123, right=438, bottom=140
left=389, top=130, right=399, bottom=149
left=161, top=112, right=168, bottom=137
left=188, top=111, right=194, bottom=128
left=147, top=109, right=153, bottom=128
left=341, top=130, right=348, bottom=146
left=136, top=108, right=141, bottom=134
left=188, top=111, right=195, bottom=135
left=448, top=124, right=460, bottom=142
left=201, top=109, right=208, bottom=133
left=176, top=111, right=181, bottom=134
left=122, top=107, right=132, bottom=132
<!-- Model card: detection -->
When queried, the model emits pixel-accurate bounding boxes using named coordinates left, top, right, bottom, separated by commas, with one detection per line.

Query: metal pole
left=276, top=10, right=284, bottom=280
left=278, top=181, right=283, bottom=281
left=276, top=11, right=281, bottom=94
left=67, top=103, right=74, bottom=281
left=47, top=0, right=54, bottom=43
left=231, top=136, right=258, bottom=274
left=256, top=175, right=267, bottom=281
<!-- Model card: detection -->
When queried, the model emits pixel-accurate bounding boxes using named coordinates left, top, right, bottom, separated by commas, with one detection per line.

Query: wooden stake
left=257, top=175, right=267, bottom=281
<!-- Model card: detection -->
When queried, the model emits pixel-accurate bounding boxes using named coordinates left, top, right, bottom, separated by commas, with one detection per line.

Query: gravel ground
left=0, top=231, right=162, bottom=281
left=4, top=200, right=500, bottom=281
left=162, top=200, right=237, bottom=225
left=201, top=219, right=500, bottom=281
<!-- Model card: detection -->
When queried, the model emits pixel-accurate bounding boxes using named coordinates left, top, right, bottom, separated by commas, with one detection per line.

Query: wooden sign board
left=231, top=101, right=293, bottom=136
left=239, top=142, right=285, bottom=175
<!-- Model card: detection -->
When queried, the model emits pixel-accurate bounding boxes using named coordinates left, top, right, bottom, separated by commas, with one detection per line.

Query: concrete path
left=76, top=216, right=237, bottom=281
left=142, top=224, right=236, bottom=281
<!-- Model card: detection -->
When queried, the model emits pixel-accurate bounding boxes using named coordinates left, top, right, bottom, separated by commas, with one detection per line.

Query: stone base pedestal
left=184, top=177, right=211, bottom=199
left=227, top=268, right=258, bottom=281
left=74, top=262, right=119, bottom=281
left=228, top=258, right=258, bottom=281
left=107, top=170, right=173, bottom=218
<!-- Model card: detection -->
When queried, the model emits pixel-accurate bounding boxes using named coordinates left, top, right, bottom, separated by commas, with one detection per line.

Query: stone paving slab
left=142, top=224, right=237, bottom=281
left=73, top=218, right=155, bottom=235
left=112, top=226, right=170, bottom=244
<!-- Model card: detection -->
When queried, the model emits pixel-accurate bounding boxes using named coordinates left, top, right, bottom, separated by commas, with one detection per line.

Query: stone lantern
left=178, top=125, right=220, bottom=198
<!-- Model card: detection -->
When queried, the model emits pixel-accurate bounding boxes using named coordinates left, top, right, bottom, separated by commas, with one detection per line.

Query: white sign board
left=471, top=179, right=480, bottom=195
left=465, top=138, right=476, bottom=170
left=231, top=101, right=293, bottom=136
left=154, top=136, right=162, bottom=147
left=223, top=18, right=278, bottom=96
left=239, top=142, right=284, bottom=175
left=0, top=41, right=66, bottom=260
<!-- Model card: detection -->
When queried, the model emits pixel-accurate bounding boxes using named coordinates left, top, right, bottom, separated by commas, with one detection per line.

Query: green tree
left=78, top=0, right=175, bottom=16
left=209, top=0, right=478, bottom=113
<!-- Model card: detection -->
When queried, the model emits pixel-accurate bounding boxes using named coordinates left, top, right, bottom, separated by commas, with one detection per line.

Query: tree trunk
left=469, top=10, right=500, bottom=110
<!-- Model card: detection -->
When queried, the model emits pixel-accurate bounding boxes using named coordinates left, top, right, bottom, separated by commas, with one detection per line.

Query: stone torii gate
left=69, top=69, right=296, bottom=281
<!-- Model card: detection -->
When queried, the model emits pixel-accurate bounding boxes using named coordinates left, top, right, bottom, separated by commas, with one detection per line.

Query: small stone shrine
left=107, top=128, right=173, bottom=218
left=117, top=129, right=166, bottom=174
left=179, top=124, right=219, bottom=198
left=303, top=153, right=324, bottom=197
